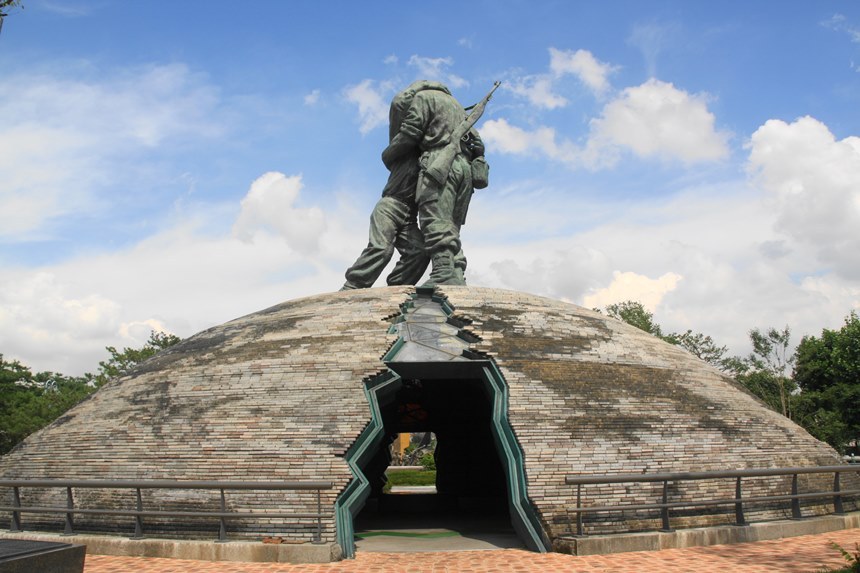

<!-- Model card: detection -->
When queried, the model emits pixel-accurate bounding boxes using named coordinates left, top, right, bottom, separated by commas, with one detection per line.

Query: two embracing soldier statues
left=340, top=80, right=499, bottom=290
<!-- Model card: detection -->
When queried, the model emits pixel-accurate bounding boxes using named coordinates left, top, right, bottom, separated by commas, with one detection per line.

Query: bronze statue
left=341, top=81, right=497, bottom=289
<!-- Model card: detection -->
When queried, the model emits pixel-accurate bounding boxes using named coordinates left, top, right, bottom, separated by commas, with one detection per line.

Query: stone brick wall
left=1, top=285, right=853, bottom=547
left=0, top=288, right=412, bottom=543
left=438, top=286, right=854, bottom=539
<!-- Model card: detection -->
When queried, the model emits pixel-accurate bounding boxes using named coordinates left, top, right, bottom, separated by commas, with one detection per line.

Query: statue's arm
left=381, top=95, right=428, bottom=169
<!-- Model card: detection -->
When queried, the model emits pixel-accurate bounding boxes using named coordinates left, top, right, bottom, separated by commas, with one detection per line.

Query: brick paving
left=83, top=528, right=859, bottom=572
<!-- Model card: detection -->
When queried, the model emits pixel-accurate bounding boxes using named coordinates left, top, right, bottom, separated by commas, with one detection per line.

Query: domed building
left=1, top=286, right=854, bottom=560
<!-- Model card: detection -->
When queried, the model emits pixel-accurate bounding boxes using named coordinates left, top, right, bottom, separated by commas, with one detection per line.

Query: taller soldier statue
left=341, top=81, right=497, bottom=289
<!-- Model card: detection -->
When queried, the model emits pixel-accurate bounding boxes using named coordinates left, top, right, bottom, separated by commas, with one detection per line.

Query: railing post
left=314, top=489, right=322, bottom=543
left=576, top=483, right=584, bottom=537
left=63, top=486, right=75, bottom=536
left=10, top=486, right=22, bottom=532
left=734, top=476, right=746, bottom=526
left=217, top=489, right=227, bottom=543
left=660, top=480, right=673, bottom=532
left=790, top=474, right=802, bottom=519
left=833, top=472, right=844, bottom=514
left=132, top=488, right=144, bottom=539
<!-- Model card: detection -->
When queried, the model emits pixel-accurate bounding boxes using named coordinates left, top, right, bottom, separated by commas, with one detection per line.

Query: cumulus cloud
left=407, top=55, right=468, bottom=88
left=507, top=76, right=568, bottom=110
left=582, top=271, right=683, bottom=311
left=456, top=170, right=859, bottom=358
left=1, top=170, right=364, bottom=375
left=590, top=79, right=731, bottom=164
left=506, top=48, right=615, bottom=110
left=747, top=116, right=860, bottom=279
left=549, top=47, right=618, bottom=97
left=0, top=271, right=121, bottom=373
left=232, top=172, right=327, bottom=253
left=0, top=64, right=222, bottom=239
left=343, top=79, right=390, bottom=134
left=486, top=78, right=730, bottom=169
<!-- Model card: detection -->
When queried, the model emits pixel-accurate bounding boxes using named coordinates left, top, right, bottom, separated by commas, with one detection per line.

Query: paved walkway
left=82, top=528, right=859, bottom=572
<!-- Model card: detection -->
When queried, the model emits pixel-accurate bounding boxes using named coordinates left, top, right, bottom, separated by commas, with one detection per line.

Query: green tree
left=1, top=331, right=181, bottom=455
left=664, top=329, right=730, bottom=370
left=792, top=311, right=860, bottom=452
left=0, top=354, right=94, bottom=455
left=0, top=0, right=23, bottom=37
left=599, top=301, right=731, bottom=371
left=738, top=327, right=795, bottom=418
left=602, top=301, right=664, bottom=337
left=92, top=331, right=181, bottom=387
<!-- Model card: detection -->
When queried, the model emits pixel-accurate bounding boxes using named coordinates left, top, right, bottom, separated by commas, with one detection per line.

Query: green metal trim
left=334, top=372, right=401, bottom=558
left=481, top=363, right=551, bottom=552
left=336, top=286, right=549, bottom=557
left=382, top=336, right=406, bottom=362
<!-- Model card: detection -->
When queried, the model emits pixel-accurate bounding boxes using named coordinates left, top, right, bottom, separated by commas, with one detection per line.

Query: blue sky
left=1, top=1, right=859, bottom=375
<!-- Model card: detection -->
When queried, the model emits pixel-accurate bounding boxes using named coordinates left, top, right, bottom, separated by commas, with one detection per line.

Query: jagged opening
left=353, top=376, right=518, bottom=546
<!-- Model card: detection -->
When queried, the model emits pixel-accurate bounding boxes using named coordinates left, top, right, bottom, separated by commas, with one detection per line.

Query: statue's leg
left=453, top=245, right=467, bottom=284
left=417, top=173, right=462, bottom=287
left=341, top=197, right=402, bottom=290
left=387, top=220, right=429, bottom=286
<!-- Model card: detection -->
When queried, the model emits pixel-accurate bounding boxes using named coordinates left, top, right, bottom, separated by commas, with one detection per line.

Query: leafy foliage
left=0, top=355, right=94, bottom=455
left=0, top=0, right=23, bottom=13
left=599, top=301, right=731, bottom=371
left=735, top=327, right=796, bottom=418
left=0, top=331, right=181, bottom=455
left=829, top=541, right=860, bottom=573
left=792, top=312, right=860, bottom=452
left=92, top=331, right=181, bottom=387
left=0, top=0, right=23, bottom=36
left=597, top=301, right=859, bottom=451
left=603, top=301, right=664, bottom=337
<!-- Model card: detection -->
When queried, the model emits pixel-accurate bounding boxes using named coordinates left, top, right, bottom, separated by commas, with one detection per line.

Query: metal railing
left=0, top=479, right=333, bottom=543
left=565, top=465, right=860, bottom=536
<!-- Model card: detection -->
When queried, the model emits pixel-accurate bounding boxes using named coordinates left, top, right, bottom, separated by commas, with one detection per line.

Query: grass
left=385, top=469, right=437, bottom=487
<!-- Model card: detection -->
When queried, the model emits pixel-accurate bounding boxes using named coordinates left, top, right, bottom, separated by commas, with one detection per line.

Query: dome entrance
left=353, top=376, right=518, bottom=550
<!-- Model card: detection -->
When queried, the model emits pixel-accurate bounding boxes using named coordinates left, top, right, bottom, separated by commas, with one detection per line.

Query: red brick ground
left=83, top=528, right=860, bottom=572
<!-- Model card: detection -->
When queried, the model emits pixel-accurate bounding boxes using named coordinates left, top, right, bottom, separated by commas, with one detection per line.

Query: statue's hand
left=382, top=133, right=417, bottom=169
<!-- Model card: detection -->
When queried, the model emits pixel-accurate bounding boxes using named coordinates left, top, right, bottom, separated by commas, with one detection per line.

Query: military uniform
left=341, top=81, right=452, bottom=290
left=383, top=87, right=484, bottom=285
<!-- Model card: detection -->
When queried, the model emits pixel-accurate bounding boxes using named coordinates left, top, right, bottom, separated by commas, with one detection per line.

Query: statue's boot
left=422, top=251, right=463, bottom=286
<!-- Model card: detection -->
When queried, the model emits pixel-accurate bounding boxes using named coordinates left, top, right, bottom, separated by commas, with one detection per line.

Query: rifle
left=424, top=81, right=501, bottom=186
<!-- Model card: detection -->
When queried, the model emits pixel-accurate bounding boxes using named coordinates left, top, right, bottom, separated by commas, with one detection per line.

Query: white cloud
left=343, top=79, right=390, bottom=135
left=486, top=78, right=728, bottom=169
left=582, top=271, right=683, bottom=311
left=507, top=75, right=568, bottom=110
left=484, top=79, right=729, bottom=169
left=407, top=55, right=468, bottom=89
left=0, top=171, right=365, bottom=375
left=821, top=13, right=860, bottom=43
left=549, top=47, right=618, bottom=97
left=0, top=64, right=222, bottom=239
left=590, top=79, right=731, bottom=164
left=747, top=116, right=860, bottom=279
left=506, top=48, right=614, bottom=110
left=232, top=172, right=327, bottom=253
left=458, top=171, right=858, bottom=358
left=303, top=89, right=321, bottom=106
